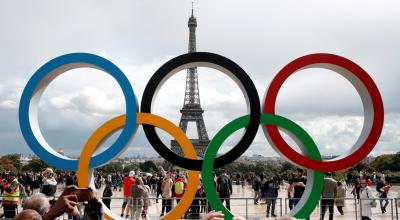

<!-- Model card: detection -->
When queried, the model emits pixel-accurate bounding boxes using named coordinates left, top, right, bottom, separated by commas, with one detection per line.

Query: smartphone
left=73, top=188, right=92, bottom=202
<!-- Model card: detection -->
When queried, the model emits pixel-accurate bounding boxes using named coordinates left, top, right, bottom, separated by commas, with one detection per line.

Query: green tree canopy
left=139, top=161, right=158, bottom=172
left=22, top=158, right=52, bottom=173
left=3, top=154, right=22, bottom=171
left=0, top=157, right=17, bottom=172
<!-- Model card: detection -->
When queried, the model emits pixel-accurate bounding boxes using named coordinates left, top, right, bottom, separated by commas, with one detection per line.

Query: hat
left=43, top=168, right=54, bottom=174
left=129, top=171, right=135, bottom=177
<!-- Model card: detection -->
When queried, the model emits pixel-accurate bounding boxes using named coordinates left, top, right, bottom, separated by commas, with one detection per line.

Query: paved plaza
left=97, top=184, right=399, bottom=219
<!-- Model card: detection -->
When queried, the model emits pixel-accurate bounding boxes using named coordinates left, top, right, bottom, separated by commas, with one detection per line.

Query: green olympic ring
left=202, top=114, right=324, bottom=219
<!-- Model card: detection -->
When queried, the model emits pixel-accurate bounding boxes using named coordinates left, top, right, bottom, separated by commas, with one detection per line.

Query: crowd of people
left=97, top=168, right=233, bottom=219
left=0, top=168, right=103, bottom=220
left=0, top=166, right=398, bottom=219
left=252, top=169, right=395, bottom=220
left=0, top=166, right=236, bottom=219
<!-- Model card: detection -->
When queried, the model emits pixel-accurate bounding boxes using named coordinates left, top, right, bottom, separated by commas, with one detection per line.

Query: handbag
left=41, top=184, right=57, bottom=197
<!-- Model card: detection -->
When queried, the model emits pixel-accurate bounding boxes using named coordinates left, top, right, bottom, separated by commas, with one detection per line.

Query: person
left=174, top=173, right=188, bottom=218
left=23, top=193, right=51, bottom=216
left=160, top=171, right=173, bottom=216
left=19, top=180, right=28, bottom=206
left=335, top=181, right=345, bottom=215
left=291, top=168, right=309, bottom=220
left=346, top=172, right=353, bottom=187
left=23, top=173, right=32, bottom=197
left=190, top=178, right=203, bottom=217
left=265, top=176, right=280, bottom=217
left=31, top=173, right=42, bottom=194
left=360, top=179, right=374, bottom=220
left=13, top=209, right=42, bottom=220
left=118, top=173, right=123, bottom=192
left=141, top=181, right=151, bottom=220
left=156, top=175, right=163, bottom=203
left=2, top=172, right=20, bottom=218
left=352, top=177, right=361, bottom=199
left=95, top=172, right=102, bottom=190
left=217, top=169, right=232, bottom=210
left=199, top=179, right=207, bottom=214
left=150, top=175, right=157, bottom=194
left=376, top=177, right=390, bottom=214
left=174, top=174, right=186, bottom=204
left=320, top=172, right=337, bottom=220
left=202, top=211, right=225, bottom=220
left=287, top=177, right=294, bottom=211
left=66, top=171, right=77, bottom=187
left=113, top=175, right=118, bottom=191
left=121, top=171, right=135, bottom=218
left=102, top=180, right=113, bottom=209
left=24, top=185, right=79, bottom=219
left=131, top=177, right=146, bottom=220
left=202, top=210, right=246, bottom=220
left=23, top=185, right=102, bottom=220
left=41, top=168, right=57, bottom=197
left=252, top=175, right=261, bottom=205
left=65, top=171, right=80, bottom=220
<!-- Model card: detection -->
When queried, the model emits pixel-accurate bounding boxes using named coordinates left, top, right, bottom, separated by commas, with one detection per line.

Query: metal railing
left=101, top=197, right=284, bottom=219
left=1, top=195, right=399, bottom=219
left=396, top=198, right=399, bottom=220
left=284, top=197, right=399, bottom=220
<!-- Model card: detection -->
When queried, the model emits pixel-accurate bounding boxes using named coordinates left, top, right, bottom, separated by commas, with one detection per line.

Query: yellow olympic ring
left=77, top=113, right=200, bottom=220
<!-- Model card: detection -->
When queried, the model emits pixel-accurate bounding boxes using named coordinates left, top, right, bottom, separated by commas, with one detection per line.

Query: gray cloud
left=0, top=0, right=399, bottom=158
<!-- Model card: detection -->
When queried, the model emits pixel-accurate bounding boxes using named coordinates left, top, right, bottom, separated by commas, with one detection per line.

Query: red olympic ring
left=263, top=53, right=384, bottom=172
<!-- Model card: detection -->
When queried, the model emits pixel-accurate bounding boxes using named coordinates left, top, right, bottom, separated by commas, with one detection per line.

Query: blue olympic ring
left=19, top=53, right=138, bottom=171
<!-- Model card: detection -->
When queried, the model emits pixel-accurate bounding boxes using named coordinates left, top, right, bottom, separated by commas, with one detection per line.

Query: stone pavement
left=100, top=184, right=399, bottom=219
left=2, top=184, right=398, bottom=219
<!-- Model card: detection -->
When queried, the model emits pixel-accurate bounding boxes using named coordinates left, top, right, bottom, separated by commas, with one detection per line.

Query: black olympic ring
left=141, top=52, right=261, bottom=171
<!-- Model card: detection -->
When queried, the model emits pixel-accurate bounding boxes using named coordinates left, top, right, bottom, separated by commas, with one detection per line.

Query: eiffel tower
left=169, top=5, right=210, bottom=167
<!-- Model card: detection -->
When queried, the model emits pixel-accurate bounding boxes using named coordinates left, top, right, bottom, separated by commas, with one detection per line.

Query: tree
left=352, top=161, right=369, bottom=172
left=3, top=154, right=22, bottom=171
left=139, top=161, right=158, bottom=172
left=123, top=163, right=140, bottom=173
left=0, top=157, right=17, bottom=172
left=370, top=153, right=400, bottom=172
left=280, top=161, right=296, bottom=173
left=97, top=162, right=124, bottom=174
left=22, top=158, right=51, bottom=173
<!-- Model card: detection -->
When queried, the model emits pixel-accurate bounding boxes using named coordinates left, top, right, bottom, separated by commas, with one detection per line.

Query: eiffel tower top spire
left=188, top=2, right=197, bottom=53
left=191, top=1, right=194, bottom=17
left=184, top=3, right=200, bottom=106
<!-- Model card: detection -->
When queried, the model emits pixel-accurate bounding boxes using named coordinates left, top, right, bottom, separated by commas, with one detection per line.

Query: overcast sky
left=1, top=0, right=399, bottom=159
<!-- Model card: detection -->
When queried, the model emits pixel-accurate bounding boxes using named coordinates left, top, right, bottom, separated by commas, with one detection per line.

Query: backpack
left=218, top=175, right=230, bottom=193
left=175, top=180, right=184, bottom=195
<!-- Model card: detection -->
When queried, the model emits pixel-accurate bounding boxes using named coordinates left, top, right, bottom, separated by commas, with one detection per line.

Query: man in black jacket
left=217, top=169, right=233, bottom=210
left=376, top=177, right=390, bottom=214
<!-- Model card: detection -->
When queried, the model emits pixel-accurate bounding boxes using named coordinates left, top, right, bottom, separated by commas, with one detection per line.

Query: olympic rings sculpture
left=19, top=52, right=384, bottom=219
